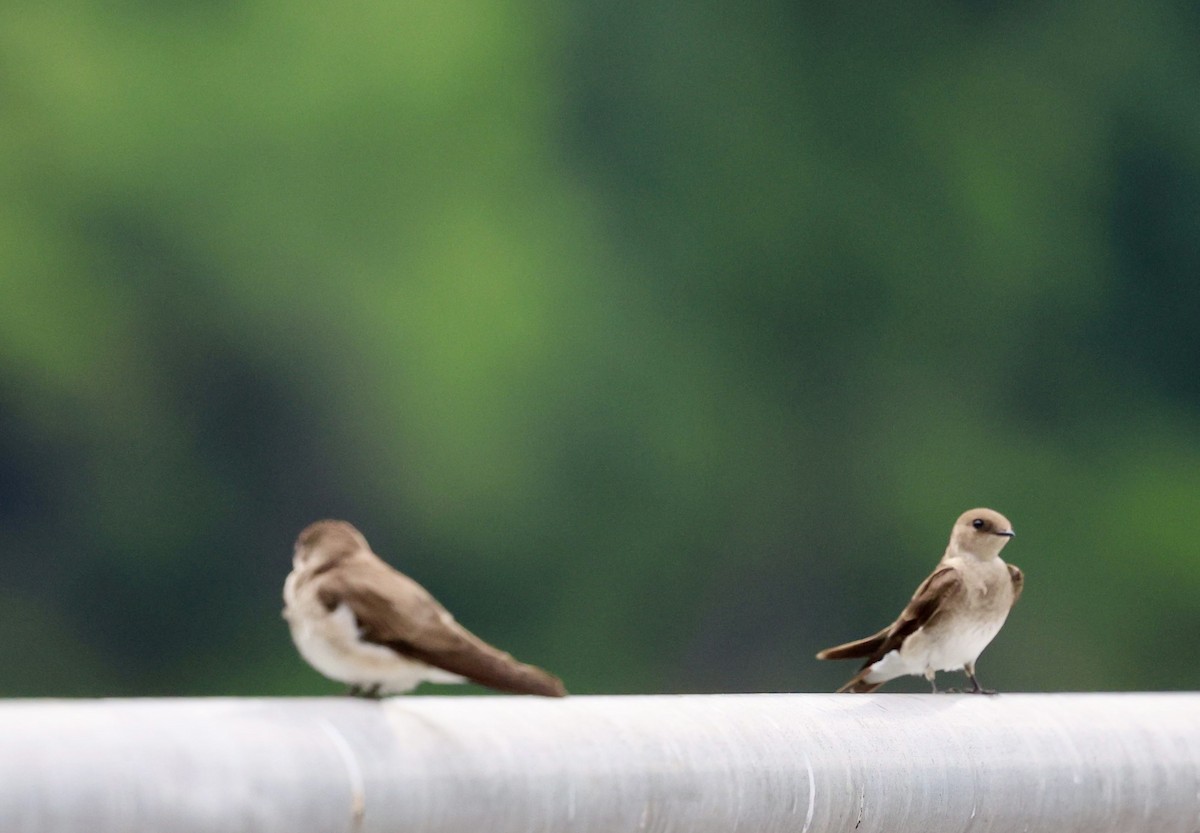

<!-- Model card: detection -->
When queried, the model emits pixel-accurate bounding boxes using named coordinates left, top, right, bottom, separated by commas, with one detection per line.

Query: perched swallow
left=817, top=508, right=1023, bottom=694
left=283, top=520, right=566, bottom=697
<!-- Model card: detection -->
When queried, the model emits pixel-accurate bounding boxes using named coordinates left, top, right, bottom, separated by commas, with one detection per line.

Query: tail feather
left=407, top=637, right=568, bottom=698
left=836, top=669, right=883, bottom=694
left=815, top=627, right=889, bottom=661
left=818, top=627, right=890, bottom=694
left=474, top=658, right=568, bottom=698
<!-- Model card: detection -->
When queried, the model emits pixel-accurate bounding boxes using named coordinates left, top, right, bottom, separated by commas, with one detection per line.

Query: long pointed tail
left=454, top=647, right=568, bottom=697
left=835, top=669, right=883, bottom=694
left=405, top=636, right=567, bottom=697
left=818, top=627, right=892, bottom=693
left=815, top=627, right=889, bottom=661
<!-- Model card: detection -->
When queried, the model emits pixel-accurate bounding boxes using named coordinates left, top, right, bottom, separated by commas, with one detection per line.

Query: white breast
left=920, top=615, right=1008, bottom=672
left=865, top=557, right=1015, bottom=683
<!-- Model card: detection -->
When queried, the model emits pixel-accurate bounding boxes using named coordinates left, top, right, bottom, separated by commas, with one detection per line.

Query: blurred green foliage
left=0, top=1, right=1198, bottom=697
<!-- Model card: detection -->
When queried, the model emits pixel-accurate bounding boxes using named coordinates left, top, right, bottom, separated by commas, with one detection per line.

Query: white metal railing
left=1, top=693, right=1198, bottom=832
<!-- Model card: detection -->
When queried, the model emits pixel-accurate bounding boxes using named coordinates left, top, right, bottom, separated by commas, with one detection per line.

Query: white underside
left=288, top=602, right=465, bottom=693
left=865, top=615, right=1007, bottom=684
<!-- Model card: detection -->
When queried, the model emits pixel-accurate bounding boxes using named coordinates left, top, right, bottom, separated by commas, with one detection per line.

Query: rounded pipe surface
left=0, top=694, right=1197, bottom=833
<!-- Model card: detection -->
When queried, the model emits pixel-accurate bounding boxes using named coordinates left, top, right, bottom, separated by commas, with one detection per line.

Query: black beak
left=995, top=530, right=1015, bottom=538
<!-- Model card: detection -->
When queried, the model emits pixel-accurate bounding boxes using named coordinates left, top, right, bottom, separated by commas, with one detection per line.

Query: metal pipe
left=1, top=694, right=1197, bottom=833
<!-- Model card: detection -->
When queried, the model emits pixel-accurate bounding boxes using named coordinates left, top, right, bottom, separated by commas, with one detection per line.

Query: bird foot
left=964, top=676, right=993, bottom=696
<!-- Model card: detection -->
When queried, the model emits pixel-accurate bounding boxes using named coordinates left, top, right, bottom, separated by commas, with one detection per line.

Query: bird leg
left=924, top=668, right=941, bottom=694
left=964, top=663, right=997, bottom=695
left=362, top=683, right=383, bottom=699
left=345, top=684, right=362, bottom=697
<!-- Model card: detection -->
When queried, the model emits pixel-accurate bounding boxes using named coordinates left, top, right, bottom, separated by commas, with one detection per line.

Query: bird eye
left=972, top=519, right=985, bottom=530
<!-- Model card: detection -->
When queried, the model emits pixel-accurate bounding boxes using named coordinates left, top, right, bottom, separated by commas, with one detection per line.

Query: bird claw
left=965, top=678, right=998, bottom=695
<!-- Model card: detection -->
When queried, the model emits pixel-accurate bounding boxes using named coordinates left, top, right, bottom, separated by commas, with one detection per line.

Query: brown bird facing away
left=283, top=520, right=567, bottom=698
left=816, top=508, right=1023, bottom=694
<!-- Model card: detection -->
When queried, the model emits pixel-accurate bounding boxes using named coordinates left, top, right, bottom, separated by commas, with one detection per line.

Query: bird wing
left=315, top=560, right=566, bottom=697
left=818, top=565, right=965, bottom=666
left=883, top=565, right=966, bottom=653
left=1007, top=563, right=1024, bottom=605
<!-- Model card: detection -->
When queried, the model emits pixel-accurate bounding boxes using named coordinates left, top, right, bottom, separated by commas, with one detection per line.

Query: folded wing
left=316, top=562, right=567, bottom=697
left=818, top=566, right=965, bottom=668
left=1007, top=563, right=1024, bottom=605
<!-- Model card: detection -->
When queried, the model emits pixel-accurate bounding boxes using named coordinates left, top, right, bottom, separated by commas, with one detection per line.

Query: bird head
left=949, top=508, right=1015, bottom=559
left=293, top=519, right=369, bottom=572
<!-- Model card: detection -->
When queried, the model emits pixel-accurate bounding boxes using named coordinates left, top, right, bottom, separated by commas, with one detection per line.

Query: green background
left=1, top=1, right=1197, bottom=697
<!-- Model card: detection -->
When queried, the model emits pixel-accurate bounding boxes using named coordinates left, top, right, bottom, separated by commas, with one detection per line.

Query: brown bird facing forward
left=283, top=520, right=566, bottom=697
left=817, top=508, right=1023, bottom=694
